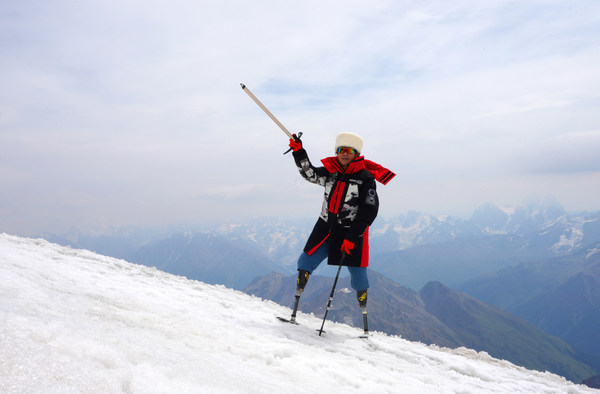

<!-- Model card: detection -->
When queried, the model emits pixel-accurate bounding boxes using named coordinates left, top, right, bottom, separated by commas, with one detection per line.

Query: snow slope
left=1, top=234, right=596, bottom=393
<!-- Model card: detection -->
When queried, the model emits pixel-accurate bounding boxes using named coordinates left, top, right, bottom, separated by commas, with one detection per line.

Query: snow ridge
left=0, top=233, right=595, bottom=393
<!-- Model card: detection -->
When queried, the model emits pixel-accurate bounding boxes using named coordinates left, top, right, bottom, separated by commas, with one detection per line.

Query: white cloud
left=1, top=0, right=600, bottom=234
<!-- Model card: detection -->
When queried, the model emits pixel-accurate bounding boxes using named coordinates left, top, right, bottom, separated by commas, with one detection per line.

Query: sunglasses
left=336, top=147, right=357, bottom=155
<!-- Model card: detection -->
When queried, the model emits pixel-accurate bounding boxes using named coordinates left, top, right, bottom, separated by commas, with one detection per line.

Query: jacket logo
left=366, top=189, right=377, bottom=206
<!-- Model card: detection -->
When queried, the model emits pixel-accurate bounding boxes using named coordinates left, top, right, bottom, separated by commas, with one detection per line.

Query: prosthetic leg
left=357, top=289, right=369, bottom=337
left=278, top=270, right=310, bottom=324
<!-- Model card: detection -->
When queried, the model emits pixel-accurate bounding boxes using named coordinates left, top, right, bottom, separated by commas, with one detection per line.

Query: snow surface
left=1, top=233, right=596, bottom=394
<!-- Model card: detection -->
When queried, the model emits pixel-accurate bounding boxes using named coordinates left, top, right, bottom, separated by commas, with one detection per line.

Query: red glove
left=289, top=137, right=302, bottom=152
left=341, top=239, right=355, bottom=255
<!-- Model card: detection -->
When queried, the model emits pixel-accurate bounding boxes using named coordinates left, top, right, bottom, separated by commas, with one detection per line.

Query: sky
left=1, top=0, right=600, bottom=236
left=2, top=232, right=597, bottom=392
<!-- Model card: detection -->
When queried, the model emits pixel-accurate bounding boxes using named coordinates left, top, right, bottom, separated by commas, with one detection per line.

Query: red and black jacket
left=292, top=148, right=382, bottom=268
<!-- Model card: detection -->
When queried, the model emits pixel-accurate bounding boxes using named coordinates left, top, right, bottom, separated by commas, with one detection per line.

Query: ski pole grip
left=283, top=132, right=303, bottom=155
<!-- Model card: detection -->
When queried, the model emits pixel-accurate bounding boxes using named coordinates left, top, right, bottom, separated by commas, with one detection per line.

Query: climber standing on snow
left=287, top=131, right=395, bottom=325
left=239, top=84, right=395, bottom=330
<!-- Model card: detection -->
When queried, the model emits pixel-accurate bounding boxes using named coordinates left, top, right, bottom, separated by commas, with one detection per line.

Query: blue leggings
left=297, top=239, right=369, bottom=291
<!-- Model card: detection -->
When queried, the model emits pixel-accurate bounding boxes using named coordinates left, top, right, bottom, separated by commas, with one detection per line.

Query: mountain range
left=43, top=199, right=600, bottom=290
left=127, top=232, right=281, bottom=290
left=244, top=269, right=596, bottom=383
left=458, top=242, right=600, bottom=370
left=371, top=200, right=600, bottom=289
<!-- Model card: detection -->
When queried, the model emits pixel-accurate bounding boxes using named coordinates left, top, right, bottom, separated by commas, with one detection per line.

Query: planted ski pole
left=240, top=83, right=301, bottom=154
left=317, top=254, right=345, bottom=336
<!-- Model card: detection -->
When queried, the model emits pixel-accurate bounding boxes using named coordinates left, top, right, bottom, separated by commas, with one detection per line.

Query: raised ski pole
left=240, top=83, right=293, bottom=139
left=240, top=83, right=301, bottom=154
left=317, top=254, right=345, bottom=336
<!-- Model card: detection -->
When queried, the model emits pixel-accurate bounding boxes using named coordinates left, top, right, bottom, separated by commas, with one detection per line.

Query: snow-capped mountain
left=376, top=199, right=599, bottom=255
left=210, top=218, right=313, bottom=270
left=208, top=200, right=600, bottom=262
left=200, top=200, right=600, bottom=290
left=370, top=211, right=477, bottom=251
left=41, top=200, right=600, bottom=279
left=1, top=233, right=597, bottom=393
